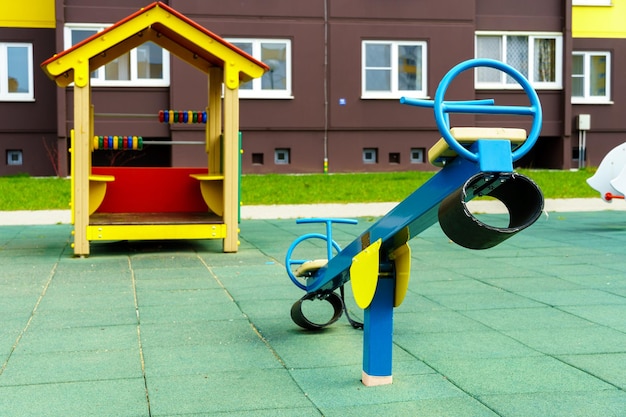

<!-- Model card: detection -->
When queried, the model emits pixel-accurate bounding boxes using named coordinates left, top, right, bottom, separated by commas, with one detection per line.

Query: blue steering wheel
left=402, top=58, right=543, bottom=163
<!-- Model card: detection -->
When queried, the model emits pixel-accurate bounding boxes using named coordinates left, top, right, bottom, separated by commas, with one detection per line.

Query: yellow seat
left=428, top=127, right=527, bottom=167
left=294, top=259, right=328, bottom=277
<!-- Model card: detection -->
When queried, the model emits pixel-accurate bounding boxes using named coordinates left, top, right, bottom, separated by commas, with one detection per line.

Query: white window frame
left=225, top=38, right=292, bottom=99
left=0, top=43, right=34, bottom=102
left=572, top=51, right=611, bottom=104
left=410, top=148, right=425, bottom=164
left=64, top=23, right=170, bottom=87
left=361, top=40, right=428, bottom=99
left=274, top=148, right=290, bottom=165
left=363, top=148, right=378, bottom=164
left=475, top=31, right=563, bottom=90
left=6, top=150, right=23, bottom=166
left=573, top=0, right=611, bottom=5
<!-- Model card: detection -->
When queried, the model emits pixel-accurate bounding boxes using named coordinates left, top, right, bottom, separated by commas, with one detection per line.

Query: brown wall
left=4, top=0, right=578, bottom=176
left=571, top=37, right=626, bottom=167
left=0, top=27, right=58, bottom=176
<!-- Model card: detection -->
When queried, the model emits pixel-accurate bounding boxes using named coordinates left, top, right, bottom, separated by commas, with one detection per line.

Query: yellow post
left=208, top=67, right=222, bottom=174
left=222, top=83, right=240, bottom=252
left=72, top=76, right=92, bottom=256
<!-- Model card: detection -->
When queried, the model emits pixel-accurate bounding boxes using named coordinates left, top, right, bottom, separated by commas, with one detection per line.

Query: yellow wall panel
left=0, top=0, right=55, bottom=28
left=573, top=0, right=626, bottom=38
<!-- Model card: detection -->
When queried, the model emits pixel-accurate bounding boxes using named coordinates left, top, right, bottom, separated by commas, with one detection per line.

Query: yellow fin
left=350, top=238, right=382, bottom=309
left=391, top=243, right=411, bottom=307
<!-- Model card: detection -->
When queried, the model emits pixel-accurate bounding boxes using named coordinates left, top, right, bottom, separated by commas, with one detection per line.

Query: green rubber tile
left=479, top=276, right=583, bottom=292
left=414, top=278, right=496, bottom=296
left=138, top=319, right=259, bottom=349
left=141, top=339, right=283, bottom=377
left=431, top=356, right=614, bottom=396
left=0, top=349, right=143, bottom=386
left=181, top=409, right=322, bottom=417
left=559, top=353, right=626, bottom=389
left=0, top=293, right=41, bottom=317
left=135, top=286, right=233, bottom=306
left=321, top=397, right=499, bottom=417
left=463, top=306, right=594, bottom=331
left=235, top=297, right=299, bottom=320
left=219, top=278, right=302, bottom=302
left=518, top=289, right=626, bottom=307
left=394, top=309, right=490, bottom=334
left=54, top=258, right=132, bottom=275
left=422, top=288, right=543, bottom=311
left=559, top=273, right=626, bottom=290
left=30, top=305, right=138, bottom=329
left=132, top=265, right=215, bottom=282
left=289, top=365, right=465, bottom=409
left=134, top=275, right=223, bottom=293
left=36, top=290, right=136, bottom=313
left=263, top=326, right=364, bottom=368
left=409, top=265, right=469, bottom=282
left=534, top=263, right=619, bottom=278
left=393, top=293, right=447, bottom=313
left=481, top=390, right=626, bottom=417
left=14, top=324, right=139, bottom=354
left=504, top=325, right=626, bottom=355
left=560, top=304, right=626, bottom=331
left=0, top=378, right=148, bottom=417
left=129, top=252, right=206, bottom=270
left=395, top=330, right=540, bottom=362
left=138, top=296, right=246, bottom=324
left=146, top=369, right=310, bottom=415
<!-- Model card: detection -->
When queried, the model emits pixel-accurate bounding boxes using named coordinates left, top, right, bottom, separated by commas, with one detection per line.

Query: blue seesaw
left=285, top=59, right=545, bottom=386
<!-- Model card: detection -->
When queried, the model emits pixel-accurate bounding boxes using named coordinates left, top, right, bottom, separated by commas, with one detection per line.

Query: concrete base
left=362, top=371, right=393, bottom=387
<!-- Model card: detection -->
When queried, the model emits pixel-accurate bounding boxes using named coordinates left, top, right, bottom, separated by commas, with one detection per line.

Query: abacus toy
left=93, top=135, right=143, bottom=150
left=42, top=2, right=269, bottom=257
left=158, top=110, right=207, bottom=124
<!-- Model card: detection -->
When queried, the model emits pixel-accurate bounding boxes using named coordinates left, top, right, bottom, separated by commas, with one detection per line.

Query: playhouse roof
left=41, top=2, right=269, bottom=89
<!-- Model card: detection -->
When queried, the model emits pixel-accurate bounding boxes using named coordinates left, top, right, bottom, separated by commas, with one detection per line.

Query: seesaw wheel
left=285, top=233, right=342, bottom=290
left=433, top=58, right=542, bottom=163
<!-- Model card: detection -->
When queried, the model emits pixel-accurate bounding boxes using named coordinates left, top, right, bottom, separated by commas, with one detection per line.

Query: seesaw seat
left=295, top=259, right=328, bottom=277
left=428, top=127, right=527, bottom=167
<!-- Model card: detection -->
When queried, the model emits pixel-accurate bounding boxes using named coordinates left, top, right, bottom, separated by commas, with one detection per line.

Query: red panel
left=92, top=167, right=209, bottom=213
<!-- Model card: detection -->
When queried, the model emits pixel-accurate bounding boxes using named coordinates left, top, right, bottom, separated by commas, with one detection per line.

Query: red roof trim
left=41, top=1, right=269, bottom=71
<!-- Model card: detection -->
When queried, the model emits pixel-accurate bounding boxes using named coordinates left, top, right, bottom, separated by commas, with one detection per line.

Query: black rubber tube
left=438, top=173, right=544, bottom=249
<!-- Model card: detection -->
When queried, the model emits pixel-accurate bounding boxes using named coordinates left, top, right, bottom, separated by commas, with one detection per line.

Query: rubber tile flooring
left=0, top=210, right=625, bottom=416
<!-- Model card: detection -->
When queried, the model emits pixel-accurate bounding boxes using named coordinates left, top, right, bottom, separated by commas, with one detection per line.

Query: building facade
left=1, top=0, right=624, bottom=176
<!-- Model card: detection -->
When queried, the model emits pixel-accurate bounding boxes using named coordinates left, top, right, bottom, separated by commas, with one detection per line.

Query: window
left=572, top=51, right=611, bottom=103
left=363, top=148, right=378, bottom=164
left=0, top=43, right=33, bottom=101
left=226, top=38, right=292, bottom=98
left=274, top=148, right=290, bottom=165
left=389, top=152, right=400, bottom=164
left=410, top=148, right=425, bottom=164
left=64, top=24, right=170, bottom=87
left=6, top=150, right=23, bottom=166
left=252, top=153, right=264, bottom=165
left=475, top=32, right=562, bottom=89
left=573, top=0, right=611, bottom=5
left=362, top=40, right=427, bottom=98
